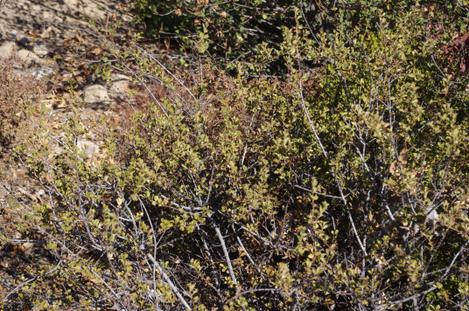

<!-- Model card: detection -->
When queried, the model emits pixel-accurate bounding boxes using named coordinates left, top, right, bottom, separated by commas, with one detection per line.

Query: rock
left=77, top=138, right=99, bottom=158
left=33, top=44, right=49, bottom=57
left=82, top=3, right=107, bottom=20
left=16, top=49, right=41, bottom=65
left=62, top=0, right=80, bottom=11
left=0, top=41, right=16, bottom=59
left=109, top=74, right=130, bottom=100
left=41, top=10, right=56, bottom=24
left=63, top=0, right=107, bottom=20
left=83, top=84, right=110, bottom=106
left=30, top=66, right=55, bottom=79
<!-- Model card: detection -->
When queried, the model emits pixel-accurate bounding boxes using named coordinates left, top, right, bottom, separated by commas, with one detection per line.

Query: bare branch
left=215, top=226, right=238, bottom=287
left=148, top=255, right=192, bottom=311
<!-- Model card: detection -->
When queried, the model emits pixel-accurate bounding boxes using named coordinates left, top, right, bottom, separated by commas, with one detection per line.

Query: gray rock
left=0, top=41, right=16, bottom=59
left=83, top=84, right=110, bottom=106
left=33, top=44, right=49, bottom=57
left=30, top=66, right=55, bottom=79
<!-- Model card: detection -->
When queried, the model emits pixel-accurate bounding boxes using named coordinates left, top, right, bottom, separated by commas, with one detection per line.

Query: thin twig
left=148, top=255, right=192, bottom=310
left=215, top=226, right=238, bottom=287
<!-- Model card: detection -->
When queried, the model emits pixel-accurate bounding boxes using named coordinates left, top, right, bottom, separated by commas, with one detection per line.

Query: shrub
left=2, top=2, right=468, bottom=310
left=133, top=0, right=467, bottom=62
left=0, top=62, right=44, bottom=155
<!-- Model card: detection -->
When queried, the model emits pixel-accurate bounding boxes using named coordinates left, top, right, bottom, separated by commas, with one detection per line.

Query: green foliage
left=133, top=0, right=467, bottom=62
left=2, top=1, right=468, bottom=310
left=134, top=0, right=301, bottom=56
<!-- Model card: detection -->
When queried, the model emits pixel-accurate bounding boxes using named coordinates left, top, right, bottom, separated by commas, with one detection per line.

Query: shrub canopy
left=1, top=0, right=468, bottom=310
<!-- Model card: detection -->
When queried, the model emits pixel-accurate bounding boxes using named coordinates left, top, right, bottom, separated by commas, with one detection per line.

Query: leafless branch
left=215, top=226, right=238, bottom=287
left=148, top=254, right=192, bottom=310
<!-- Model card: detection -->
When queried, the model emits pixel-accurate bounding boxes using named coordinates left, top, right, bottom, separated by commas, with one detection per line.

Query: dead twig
left=148, top=254, right=192, bottom=310
left=215, top=226, right=238, bottom=287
